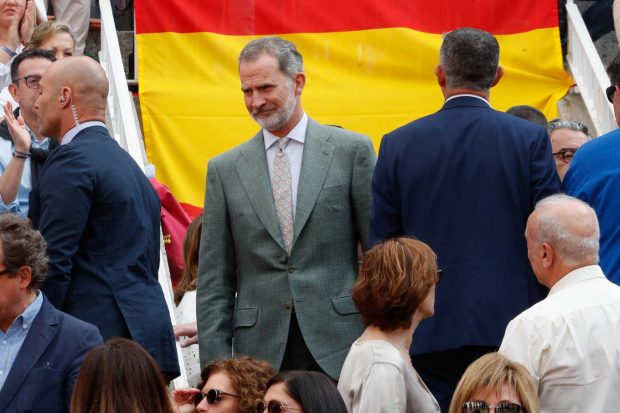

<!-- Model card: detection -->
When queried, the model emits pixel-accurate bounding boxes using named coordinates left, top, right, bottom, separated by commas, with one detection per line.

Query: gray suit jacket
left=197, top=119, right=376, bottom=379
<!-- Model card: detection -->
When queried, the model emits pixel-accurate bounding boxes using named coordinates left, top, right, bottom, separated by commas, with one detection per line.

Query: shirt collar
left=61, top=121, right=107, bottom=145
left=549, top=265, right=606, bottom=295
left=263, top=112, right=308, bottom=150
left=14, top=290, right=43, bottom=330
left=445, top=94, right=491, bottom=107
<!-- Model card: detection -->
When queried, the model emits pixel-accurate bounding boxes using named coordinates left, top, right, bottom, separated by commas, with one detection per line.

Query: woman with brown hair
left=338, top=237, right=440, bottom=413
left=171, top=356, right=275, bottom=413
left=27, top=20, right=75, bottom=60
left=70, top=338, right=175, bottom=413
left=449, top=352, right=539, bottom=413
left=173, top=213, right=202, bottom=386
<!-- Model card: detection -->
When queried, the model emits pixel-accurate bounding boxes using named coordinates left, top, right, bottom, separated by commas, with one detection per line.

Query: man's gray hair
left=439, top=28, right=500, bottom=92
left=534, top=194, right=599, bottom=266
left=547, top=118, right=590, bottom=138
left=239, top=36, right=304, bottom=77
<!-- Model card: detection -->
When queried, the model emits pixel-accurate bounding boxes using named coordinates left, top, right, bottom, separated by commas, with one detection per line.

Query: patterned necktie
left=272, top=137, right=294, bottom=254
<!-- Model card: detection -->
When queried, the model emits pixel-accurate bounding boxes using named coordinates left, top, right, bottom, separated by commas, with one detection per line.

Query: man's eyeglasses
left=552, top=148, right=578, bottom=164
left=13, top=75, right=41, bottom=89
left=256, top=400, right=303, bottom=413
left=606, top=84, right=617, bottom=103
left=194, top=388, right=240, bottom=406
left=463, top=400, right=522, bottom=413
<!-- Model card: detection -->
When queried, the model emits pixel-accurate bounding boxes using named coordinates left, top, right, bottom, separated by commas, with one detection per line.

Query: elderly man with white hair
left=499, top=194, right=620, bottom=413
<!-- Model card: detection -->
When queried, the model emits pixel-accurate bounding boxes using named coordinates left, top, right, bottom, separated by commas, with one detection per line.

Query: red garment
left=150, top=178, right=192, bottom=287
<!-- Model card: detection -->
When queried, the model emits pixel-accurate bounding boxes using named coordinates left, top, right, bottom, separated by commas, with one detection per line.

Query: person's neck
left=21, top=111, right=45, bottom=142
left=0, top=26, right=19, bottom=49
left=444, top=88, right=490, bottom=101
left=268, top=107, right=303, bottom=138
left=58, top=115, right=105, bottom=141
left=0, top=290, right=36, bottom=333
left=360, top=323, right=416, bottom=354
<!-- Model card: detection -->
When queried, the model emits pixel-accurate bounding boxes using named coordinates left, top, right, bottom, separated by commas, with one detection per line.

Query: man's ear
left=491, top=66, right=504, bottom=88
left=18, top=266, right=32, bottom=290
left=541, top=243, right=554, bottom=268
left=293, top=72, right=306, bottom=96
left=435, top=65, right=446, bottom=87
left=8, top=83, right=18, bottom=103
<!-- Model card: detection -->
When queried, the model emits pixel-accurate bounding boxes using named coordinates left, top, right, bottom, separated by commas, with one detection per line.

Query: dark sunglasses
left=606, top=84, right=617, bottom=103
left=256, top=400, right=303, bottom=413
left=194, top=388, right=240, bottom=406
left=463, top=400, right=522, bottom=413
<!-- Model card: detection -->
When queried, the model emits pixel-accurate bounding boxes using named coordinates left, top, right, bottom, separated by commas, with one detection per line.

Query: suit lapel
left=236, top=132, right=286, bottom=251
left=294, top=119, right=334, bottom=242
left=0, top=297, right=58, bottom=412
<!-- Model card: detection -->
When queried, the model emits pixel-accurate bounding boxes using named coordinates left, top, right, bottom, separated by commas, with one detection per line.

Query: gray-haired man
left=500, top=194, right=620, bottom=412
left=197, top=36, right=376, bottom=378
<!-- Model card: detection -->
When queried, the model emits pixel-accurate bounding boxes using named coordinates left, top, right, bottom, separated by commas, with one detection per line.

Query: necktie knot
left=277, top=137, right=290, bottom=153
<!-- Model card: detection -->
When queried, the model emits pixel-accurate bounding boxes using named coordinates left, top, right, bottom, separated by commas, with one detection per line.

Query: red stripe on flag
left=135, top=0, right=558, bottom=36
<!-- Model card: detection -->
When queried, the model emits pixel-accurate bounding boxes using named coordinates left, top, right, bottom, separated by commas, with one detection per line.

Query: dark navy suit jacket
left=0, top=295, right=102, bottom=413
left=31, top=125, right=179, bottom=377
left=370, top=96, right=561, bottom=355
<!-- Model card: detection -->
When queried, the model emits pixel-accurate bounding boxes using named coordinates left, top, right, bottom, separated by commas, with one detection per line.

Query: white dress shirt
left=499, top=265, right=620, bottom=413
left=263, top=113, right=308, bottom=218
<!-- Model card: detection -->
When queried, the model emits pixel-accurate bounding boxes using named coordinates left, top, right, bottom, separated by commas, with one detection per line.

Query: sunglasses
left=606, top=84, right=617, bottom=103
left=256, top=400, right=303, bottom=413
left=463, top=401, right=522, bottom=413
left=194, top=388, right=240, bottom=406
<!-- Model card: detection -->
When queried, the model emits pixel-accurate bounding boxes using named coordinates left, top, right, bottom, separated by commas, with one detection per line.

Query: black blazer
left=31, top=125, right=179, bottom=377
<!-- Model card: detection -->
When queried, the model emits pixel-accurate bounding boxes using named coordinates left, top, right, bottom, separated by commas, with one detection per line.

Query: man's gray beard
left=253, top=88, right=297, bottom=132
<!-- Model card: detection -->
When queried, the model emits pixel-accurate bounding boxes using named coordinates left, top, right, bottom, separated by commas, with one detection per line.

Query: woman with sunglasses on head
left=172, top=356, right=275, bottom=413
left=449, top=352, right=539, bottom=413
left=70, top=338, right=176, bottom=413
left=337, top=237, right=440, bottom=413
left=258, top=370, right=347, bottom=413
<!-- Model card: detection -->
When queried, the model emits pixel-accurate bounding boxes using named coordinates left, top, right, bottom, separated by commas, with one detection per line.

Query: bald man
left=29, top=57, right=179, bottom=379
left=499, top=194, right=620, bottom=412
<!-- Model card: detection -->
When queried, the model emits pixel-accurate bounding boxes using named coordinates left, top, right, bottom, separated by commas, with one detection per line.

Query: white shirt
left=174, top=290, right=201, bottom=388
left=263, top=113, right=308, bottom=218
left=61, top=121, right=107, bottom=145
left=499, top=265, right=620, bottom=413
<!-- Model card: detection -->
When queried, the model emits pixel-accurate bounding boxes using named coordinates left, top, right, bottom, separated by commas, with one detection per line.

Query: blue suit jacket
left=370, top=96, right=561, bottom=354
left=564, top=128, right=620, bottom=283
left=0, top=295, right=102, bottom=413
left=31, top=126, right=179, bottom=377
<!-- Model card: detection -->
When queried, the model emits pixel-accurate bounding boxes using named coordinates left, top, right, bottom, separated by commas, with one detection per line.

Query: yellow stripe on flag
left=138, top=27, right=572, bottom=208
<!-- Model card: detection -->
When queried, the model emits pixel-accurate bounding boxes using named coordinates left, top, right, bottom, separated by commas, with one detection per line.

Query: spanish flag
left=135, top=0, right=572, bottom=213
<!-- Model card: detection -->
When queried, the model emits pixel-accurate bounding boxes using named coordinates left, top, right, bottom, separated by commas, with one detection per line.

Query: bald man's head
left=35, top=56, right=108, bottom=139
left=528, top=194, right=600, bottom=268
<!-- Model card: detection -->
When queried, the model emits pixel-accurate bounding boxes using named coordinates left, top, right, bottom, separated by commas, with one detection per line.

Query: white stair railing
left=566, top=0, right=617, bottom=135
left=98, top=0, right=189, bottom=389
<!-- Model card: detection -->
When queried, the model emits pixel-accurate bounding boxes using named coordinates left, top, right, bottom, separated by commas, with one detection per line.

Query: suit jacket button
left=283, top=302, right=292, bottom=310
left=287, top=267, right=296, bottom=273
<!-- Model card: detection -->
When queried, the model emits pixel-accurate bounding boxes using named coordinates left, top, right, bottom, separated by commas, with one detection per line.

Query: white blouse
left=338, top=339, right=440, bottom=413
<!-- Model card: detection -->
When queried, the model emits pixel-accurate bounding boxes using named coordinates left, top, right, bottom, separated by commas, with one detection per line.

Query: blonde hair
left=27, top=21, right=76, bottom=50
left=449, top=353, right=540, bottom=413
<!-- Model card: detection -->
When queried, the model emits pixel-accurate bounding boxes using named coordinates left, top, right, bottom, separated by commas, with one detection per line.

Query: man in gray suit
left=197, top=36, right=376, bottom=379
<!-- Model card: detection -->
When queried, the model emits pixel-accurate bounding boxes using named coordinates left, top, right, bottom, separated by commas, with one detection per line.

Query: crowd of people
left=0, top=9, right=620, bottom=413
